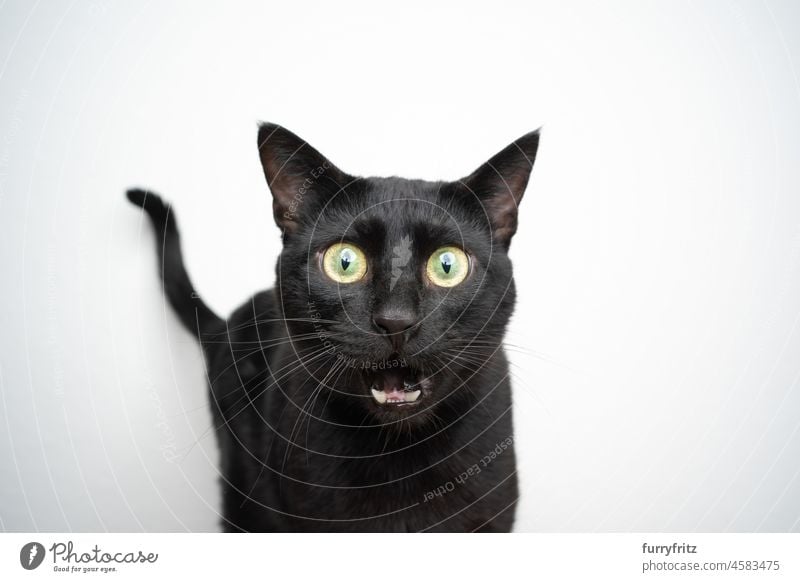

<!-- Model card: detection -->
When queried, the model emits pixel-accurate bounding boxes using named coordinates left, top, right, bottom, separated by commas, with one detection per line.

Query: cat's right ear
left=257, top=123, right=350, bottom=235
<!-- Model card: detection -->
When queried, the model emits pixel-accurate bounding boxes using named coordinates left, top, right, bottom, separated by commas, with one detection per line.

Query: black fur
left=127, top=124, right=540, bottom=532
left=126, top=189, right=223, bottom=333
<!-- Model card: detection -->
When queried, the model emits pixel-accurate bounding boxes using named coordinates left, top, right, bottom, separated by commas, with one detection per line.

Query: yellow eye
left=322, top=243, right=368, bottom=283
left=426, top=246, right=469, bottom=287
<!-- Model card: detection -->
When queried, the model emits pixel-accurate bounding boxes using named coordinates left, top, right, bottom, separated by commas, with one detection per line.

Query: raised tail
left=126, top=188, right=223, bottom=337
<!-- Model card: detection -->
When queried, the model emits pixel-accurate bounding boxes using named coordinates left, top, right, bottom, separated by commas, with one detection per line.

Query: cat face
left=258, top=124, right=539, bottom=426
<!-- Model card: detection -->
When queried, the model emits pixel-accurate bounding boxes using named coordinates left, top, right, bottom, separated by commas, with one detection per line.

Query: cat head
left=257, top=123, right=539, bottom=427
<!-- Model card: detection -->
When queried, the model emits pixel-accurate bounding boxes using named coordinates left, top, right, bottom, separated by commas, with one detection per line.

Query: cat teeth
left=371, top=388, right=422, bottom=404
left=404, top=390, right=421, bottom=402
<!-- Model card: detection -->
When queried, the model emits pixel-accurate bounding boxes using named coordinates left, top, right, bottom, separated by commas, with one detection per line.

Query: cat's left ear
left=461, top=129, right=541, bottom=248
left=257, top=123, right=351, bottom=235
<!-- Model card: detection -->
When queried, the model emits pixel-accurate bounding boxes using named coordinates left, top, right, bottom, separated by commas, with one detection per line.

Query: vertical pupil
left=441, top=252, right=454, bottom=274
left=340, top=249, right=353, bottom=271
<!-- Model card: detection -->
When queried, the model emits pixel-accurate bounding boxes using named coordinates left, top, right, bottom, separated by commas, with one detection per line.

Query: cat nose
left=372, top=311, right=418, bottom=350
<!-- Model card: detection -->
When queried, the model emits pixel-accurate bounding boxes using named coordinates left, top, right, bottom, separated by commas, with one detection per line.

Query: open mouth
left=366, top=366, right=429, bottom=407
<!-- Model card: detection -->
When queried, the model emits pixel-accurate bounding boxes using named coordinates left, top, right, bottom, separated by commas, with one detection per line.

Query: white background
left=1, top=0, right=800, bottom=532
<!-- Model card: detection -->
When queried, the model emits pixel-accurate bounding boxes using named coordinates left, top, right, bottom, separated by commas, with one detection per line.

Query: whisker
left=179, top=344, right=336, bottom=460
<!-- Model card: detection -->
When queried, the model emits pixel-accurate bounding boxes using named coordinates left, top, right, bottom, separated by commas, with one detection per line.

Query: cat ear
left=257, top=123, right=350, bottom=234
left=461, top=129, right=541, bottom=247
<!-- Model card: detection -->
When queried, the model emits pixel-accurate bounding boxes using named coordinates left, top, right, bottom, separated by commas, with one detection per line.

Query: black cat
left=127, top=123, right=540, bottom=532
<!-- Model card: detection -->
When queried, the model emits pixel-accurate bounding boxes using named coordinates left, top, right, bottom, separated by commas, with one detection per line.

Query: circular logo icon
left=20, top=542, right=45, bottom=570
